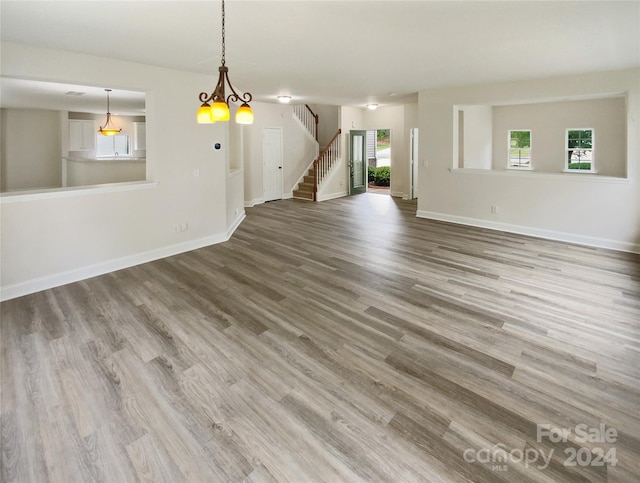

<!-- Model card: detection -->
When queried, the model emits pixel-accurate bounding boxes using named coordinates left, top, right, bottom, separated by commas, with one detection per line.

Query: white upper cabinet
left=134, top=122, right=146, bottom=151
left=69, top=120, right=95, bottom=151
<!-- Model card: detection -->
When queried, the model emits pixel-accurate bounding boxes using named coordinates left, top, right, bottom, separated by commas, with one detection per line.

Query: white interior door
left=410, top=128, right=419, bottom=199
left=263, top=128, right=283, bottom=202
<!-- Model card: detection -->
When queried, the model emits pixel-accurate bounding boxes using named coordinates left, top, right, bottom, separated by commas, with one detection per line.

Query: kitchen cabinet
left=69, top=120, right=95, bottom=151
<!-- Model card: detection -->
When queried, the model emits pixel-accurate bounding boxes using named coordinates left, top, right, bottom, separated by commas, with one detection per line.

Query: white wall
left=243, top=102, right=317, bottom=205
left=417, top=68, right=640, bottom=252
left=309, top=104, right=340, bottom=147
left=66, top=159, right=145, bottom=187
left=492, top=97, right=626, bottom=176
left=404, top=104, right=419, bottom=197
left=324, top=107, right=363, bottom=198
left=1, top=109, right=148, bottom=190
left=227, top=113, right=246, bottom=231
left=364, top=106, right=404, bottom=197
left=227, top=168, right=245, bottom=233
left=322, top=104, right=418, bottom=201
left=244, top=102, right=418, bottom=203
left=1, top=108, right=62, bottom=191
left=363, top=104, right=418, bottom=198
left=460, top=105, right=492, bottom=169
left=0, top=42, right=238, bottom=300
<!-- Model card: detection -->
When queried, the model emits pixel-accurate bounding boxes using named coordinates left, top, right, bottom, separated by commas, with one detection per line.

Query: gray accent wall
left=492, top=97, right=626, bottom=176
left=1, top=108, right=62, bottom=191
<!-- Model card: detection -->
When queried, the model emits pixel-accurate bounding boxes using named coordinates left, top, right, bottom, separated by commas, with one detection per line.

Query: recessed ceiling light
left=278, top=96, right=292, bottom=103
left=65, top=91, right=86, bottom=96
left=367, top=104, right=378, bottom=110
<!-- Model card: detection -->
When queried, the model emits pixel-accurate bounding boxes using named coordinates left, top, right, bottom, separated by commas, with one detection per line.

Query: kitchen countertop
left=65, top=157, right=146, bottom=162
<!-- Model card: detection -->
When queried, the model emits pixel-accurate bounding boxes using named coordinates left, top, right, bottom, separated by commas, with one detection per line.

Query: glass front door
left=349, top=130, right=367, bottom=195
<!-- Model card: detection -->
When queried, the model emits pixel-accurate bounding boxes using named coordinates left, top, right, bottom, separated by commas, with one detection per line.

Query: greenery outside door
left=349, top=130, right=367, bottom=195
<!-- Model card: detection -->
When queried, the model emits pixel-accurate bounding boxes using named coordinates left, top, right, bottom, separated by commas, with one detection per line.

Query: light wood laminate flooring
left=2, top=194, right=639, bottom=482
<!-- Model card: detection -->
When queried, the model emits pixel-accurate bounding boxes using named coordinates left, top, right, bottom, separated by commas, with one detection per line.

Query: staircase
left=293, top=104, right=318, bottom=142
left=292, top=128, right=342, bottom=201
left=292, top=169, right=316, bottom=200
left=291, top=105, right=342, bottom=202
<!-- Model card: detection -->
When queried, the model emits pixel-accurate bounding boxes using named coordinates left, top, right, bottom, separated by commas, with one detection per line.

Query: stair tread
left=293, top=190, right=314, bottom=200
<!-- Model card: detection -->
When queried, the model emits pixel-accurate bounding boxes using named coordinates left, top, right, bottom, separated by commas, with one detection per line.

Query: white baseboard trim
left=1, top=217, right=248, bottom=302
left=246, top=194, right=295, bottom=206
left=318, top=190, right=348, bottom=202
left=244, top=198, right=264, bottom=207
left=416, top=210, right=640, bottom=254
left=391, top=190, right=407, bottom=198
left=227, top=211, right=246, bottom=239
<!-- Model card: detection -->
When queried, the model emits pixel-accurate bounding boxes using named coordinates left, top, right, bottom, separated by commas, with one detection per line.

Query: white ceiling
left=0, top=78, right=146, bottom=115
left=1, top=0, right=639, bottom=108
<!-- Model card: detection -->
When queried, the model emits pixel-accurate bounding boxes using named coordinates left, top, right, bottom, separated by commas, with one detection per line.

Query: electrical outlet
left=180, top=222, right=188, bottom=232
left=491, top=205, right=499, bottom=214
left=193, top=169, right=200, bottom=178
left=172, top=224, right=179, bottom=233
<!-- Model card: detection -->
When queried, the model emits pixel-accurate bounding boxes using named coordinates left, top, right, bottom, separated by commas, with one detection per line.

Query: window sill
left=0, top=180, right=159, bottom=204
left=450, top=168, right=628, bottom=184
left=562, top=169, right=598, bottom=174
left=507, top=166, right=534, bottom=171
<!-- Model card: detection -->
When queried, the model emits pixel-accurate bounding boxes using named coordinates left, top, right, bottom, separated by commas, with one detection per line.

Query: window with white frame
left=566, top=129, right=593, bottom=171
left=96, top=133, right=130, bottom=158
left=508, top=130, right=531, bottom=168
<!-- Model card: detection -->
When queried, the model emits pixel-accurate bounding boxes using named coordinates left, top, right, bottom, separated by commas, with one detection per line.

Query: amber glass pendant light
left=197, top=0, right=254, bottom=125
left=98, top=89, right=122, bottom=136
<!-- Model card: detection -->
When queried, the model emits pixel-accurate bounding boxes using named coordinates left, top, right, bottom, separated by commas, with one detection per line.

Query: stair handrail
left=305, top=105, right=319, bottom=141
left=313, top=129, right=342, bottom=201
left=293, top=104, right=319, bottom=142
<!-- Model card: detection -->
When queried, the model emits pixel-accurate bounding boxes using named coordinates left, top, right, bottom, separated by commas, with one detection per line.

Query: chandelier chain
left=221, top=0, right=225, bottom=66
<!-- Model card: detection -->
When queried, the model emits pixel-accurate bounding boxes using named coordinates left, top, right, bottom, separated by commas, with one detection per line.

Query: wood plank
left=2, top=194, right=639, bottom=482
